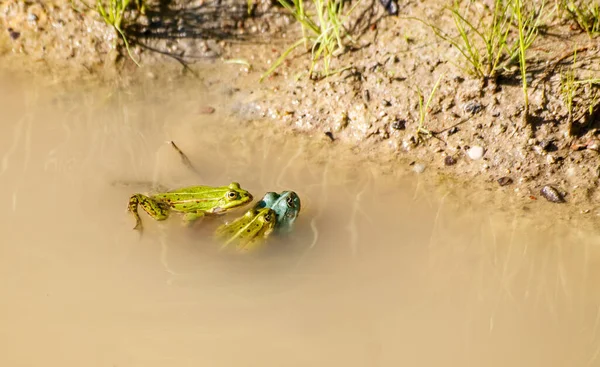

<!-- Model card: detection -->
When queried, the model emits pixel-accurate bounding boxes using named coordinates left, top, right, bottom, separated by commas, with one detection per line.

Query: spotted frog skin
left=127, top=182, right=253, bottom=230
left=254, top=191, right=301, bottom=233
left=214, top=207, right=277, bottom=252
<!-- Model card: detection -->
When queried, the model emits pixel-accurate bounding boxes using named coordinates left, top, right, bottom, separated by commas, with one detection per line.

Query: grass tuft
left=559, top=51, right=577, bottom=135
left=415, top=73, right=444, bottom=140
left=72, top=0, right=144, bottom=66
left=409, top=0, right=512, bottom=79
left=560, top=0, right=600, bottom=38
left=509, top=0, right=548, bottom=126
left=260, top=0, right=359, bottom=82
left=96, top=0, right=143, bottom=67
left=414, top=0, right=548, bottom=126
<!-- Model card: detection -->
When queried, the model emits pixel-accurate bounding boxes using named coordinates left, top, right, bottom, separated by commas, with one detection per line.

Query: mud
left=1, top=0, right=599, bottom=213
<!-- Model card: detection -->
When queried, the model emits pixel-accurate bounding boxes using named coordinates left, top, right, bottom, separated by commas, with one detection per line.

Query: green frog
left=254, top=191, right=301, bottom=233
left=127, top=182, right=253, bottom=230
left=214, top=207, right=277, bottom=252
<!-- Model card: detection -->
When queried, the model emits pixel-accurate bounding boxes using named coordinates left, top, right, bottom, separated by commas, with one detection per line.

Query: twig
left=168, top=141, right=201, bottom=176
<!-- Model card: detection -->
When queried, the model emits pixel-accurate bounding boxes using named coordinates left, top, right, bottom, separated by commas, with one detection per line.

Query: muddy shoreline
left=1, top=0, right=599, bottom=219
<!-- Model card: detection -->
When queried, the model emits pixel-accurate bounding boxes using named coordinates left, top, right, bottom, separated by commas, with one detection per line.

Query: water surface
left=1, top=67, right=600, bottom=367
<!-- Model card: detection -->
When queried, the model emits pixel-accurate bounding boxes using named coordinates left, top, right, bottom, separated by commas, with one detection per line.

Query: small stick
left=168, top=141, right=201, bottom=176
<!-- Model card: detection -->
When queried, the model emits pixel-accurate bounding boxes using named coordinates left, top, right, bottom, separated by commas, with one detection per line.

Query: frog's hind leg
left=128, top=194, right=170, bottom=230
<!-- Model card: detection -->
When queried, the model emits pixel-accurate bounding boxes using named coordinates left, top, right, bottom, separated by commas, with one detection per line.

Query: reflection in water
left=1, top=68, right=600, bottom=367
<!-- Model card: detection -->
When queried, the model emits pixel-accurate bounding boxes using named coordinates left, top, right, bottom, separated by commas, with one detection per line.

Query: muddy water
left=1, top=67, right=600, bottom=367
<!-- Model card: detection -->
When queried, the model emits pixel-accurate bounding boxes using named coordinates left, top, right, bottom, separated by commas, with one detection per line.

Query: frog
left=214, top=207, right=277, bottom=252
left=254, top=191, right=301, bottom=233
left=127, top=182, right=253, bottom=230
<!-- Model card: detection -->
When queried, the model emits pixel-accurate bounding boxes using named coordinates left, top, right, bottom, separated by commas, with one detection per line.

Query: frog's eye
left=264, top=214, right=272, bottom=222
left=286, top=196, right=294, bottom=207
left=227, top=191, right=238, bottom=200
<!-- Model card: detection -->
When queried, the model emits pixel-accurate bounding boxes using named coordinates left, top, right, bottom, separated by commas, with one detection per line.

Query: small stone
left=467, top=146, right=485, bottom=160
left=540, top=185, right=565, bottom=203
left=198, top=106, right=216, bottom=114
left=539, top=139, right=557, bottom=152
left=413, top=163, right=426, bottom=173
left=463, top=101, right=483, bottom=115
left=380, top=0, right=399, bottom=15
left=587, top=139, right=600, bottom=151
left=447, top=126, right=459, bottom=136
left=7, top=28, right=20, bottom=40
left=382, top=100, right=392, bottom=107
left=444, top=156, right=457, bottom=166
left=391, top=119, right=406, bottom=130
left=497, top=177, right=513, bottom=186
left=546, top=155, right=556, bottom=164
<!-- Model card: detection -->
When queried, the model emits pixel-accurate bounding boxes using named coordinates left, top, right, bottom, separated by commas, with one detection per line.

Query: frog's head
left=255, top=192, right=280, bottom=209
left=272, top=191, right=301, bottom=232
left=218, top=182, right=253, bottom=210
left=256, top=208, right=277, bottom=233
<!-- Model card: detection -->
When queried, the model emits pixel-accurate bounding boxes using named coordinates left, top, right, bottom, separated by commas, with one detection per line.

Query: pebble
left=539, top=139, right=556, bottom=152
left=391, top=119, right=406, bottom=130
left=467, top=146, right=485, bottom=160
left=497, top=177, right=513, bottom=186
left=447, top=126, right=459, bottom=136
left=198, top=106, right=216, bottom=114
left=540, top=185, right=565, bottom=203
left=412, top=163, right=426, bottom=173
left=463, top=101, right=483, bottom=115
left=7, top=28, right=20, bottom=40
left=444, top=156, right=457, bottom=166
left=588, top=139, right=600, bottom=151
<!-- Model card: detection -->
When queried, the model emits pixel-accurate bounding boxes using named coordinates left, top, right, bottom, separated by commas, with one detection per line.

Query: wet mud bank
left=1, top=0, right=599, bottom=218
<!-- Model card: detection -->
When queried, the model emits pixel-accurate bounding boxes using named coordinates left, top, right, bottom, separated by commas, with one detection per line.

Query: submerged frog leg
left=128, top=194, right=170, bottom=230
left=182, top=211, right=206, bottom=226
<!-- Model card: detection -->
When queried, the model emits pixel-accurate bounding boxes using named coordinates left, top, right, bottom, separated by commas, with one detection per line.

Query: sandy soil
left=1, top=0, right=599, bottom=213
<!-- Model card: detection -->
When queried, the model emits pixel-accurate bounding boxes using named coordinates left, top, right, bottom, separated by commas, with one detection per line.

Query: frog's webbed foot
left=128, top=194, right=144, bottom=230
left=128, top=194, right=169, bottom=230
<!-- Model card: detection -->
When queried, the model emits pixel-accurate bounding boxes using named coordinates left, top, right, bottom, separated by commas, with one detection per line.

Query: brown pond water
left=1, top=66, right=600, bottom=367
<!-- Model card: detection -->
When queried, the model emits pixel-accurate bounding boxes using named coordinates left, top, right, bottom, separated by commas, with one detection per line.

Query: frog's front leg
left=182, top=211, right=206, bottom=227
left=128, top=194, right=170, bottom=230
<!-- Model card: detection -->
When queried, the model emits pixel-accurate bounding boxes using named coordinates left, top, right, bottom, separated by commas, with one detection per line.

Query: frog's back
left=167, top=185, right=226, bottom=194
